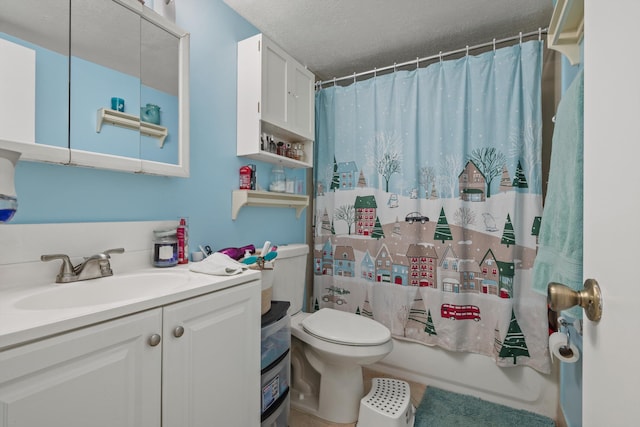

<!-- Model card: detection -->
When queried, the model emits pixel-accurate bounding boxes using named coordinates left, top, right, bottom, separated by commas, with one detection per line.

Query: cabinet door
left=262, top=39, right=288, bottom=129
left=289, top=62, right=315, bottom=140
left=0, top=309, right=162, bottom=427
left=162, top=281, right=261, bottom=427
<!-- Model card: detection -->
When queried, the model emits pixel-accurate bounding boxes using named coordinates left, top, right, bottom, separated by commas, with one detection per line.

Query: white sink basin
left=14, top=271, right=189, bottom=310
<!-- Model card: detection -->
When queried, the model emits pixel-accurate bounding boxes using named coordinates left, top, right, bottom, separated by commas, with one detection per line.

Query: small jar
left=153, top=228, right=178, bottom=267
left=296, top=144, right=304, bottom=162
left=269, top=166, right=286, bottom=192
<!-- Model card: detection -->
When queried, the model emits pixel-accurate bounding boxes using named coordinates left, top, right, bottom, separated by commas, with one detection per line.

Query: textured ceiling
left=223, top=0, right=554, bottom=82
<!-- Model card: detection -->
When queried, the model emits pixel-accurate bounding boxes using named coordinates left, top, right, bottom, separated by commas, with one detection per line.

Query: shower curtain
left=313, top=40, right=550, bottom=373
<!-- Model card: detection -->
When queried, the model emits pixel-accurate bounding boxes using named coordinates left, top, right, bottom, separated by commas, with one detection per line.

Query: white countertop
left=0, top=265, right=261, bottom=351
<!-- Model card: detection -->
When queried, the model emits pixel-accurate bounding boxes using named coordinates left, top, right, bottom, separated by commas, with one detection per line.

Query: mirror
left=0, top=0, right=189, bottom=177
left=0, top=0, right=70, bottom=163
left=140, top=18, right=179, bottom=166
left=70, top=0, right=142, bottom=171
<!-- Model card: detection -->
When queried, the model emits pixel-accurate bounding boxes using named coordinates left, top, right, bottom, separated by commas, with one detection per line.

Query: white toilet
left=272, top=244, right=393, bottom=424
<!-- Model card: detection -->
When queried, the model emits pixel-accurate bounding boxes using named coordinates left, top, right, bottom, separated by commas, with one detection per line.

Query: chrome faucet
left=41, top=248, right=125, bottom=283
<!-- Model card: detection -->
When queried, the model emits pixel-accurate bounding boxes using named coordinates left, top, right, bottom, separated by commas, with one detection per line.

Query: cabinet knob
left=148, top=334, right=162, bottom=347
left=173, top=326, right=185, bottom=338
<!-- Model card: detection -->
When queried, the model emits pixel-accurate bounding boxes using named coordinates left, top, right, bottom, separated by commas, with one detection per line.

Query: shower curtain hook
left=466, top=45, right=469, bottom=56
left=492, top=38, right=496, bottom=54
left=393, top=62, right=397, bottom=72
left=538, top=27, right=542, bottom=41
left=374, top=67, right=377, bottom=78
left=519, top=31, right=523, bottom=45
left=439, top=51, right=443, bottom=63
left=353, top=72, right=356, bottom=83
left=416, top=57, right=420, bottom=69
left=333, top=77, right=336, bottom=87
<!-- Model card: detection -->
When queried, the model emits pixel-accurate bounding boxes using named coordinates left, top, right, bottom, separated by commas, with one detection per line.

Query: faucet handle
left=103, top=248, right=125, bottom=257
left=41, top=254, right=76, bottom=283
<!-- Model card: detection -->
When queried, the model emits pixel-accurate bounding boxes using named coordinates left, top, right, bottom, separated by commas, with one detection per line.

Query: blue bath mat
left=415, top=386, right=555, bottom=427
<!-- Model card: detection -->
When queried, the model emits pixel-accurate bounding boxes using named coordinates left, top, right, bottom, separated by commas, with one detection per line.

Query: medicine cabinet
left=0, top=0, right=190, bottom=177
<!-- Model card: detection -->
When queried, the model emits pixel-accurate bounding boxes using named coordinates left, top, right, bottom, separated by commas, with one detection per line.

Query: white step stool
left=356, top=378, right=415, bottom=427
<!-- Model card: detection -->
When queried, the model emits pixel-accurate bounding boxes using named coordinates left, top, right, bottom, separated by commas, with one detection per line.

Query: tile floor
left=288, top=368, right=427, bottom=427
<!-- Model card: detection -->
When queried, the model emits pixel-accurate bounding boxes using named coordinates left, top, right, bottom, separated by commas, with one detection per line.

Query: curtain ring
left=374, top=67, right=377, bottom=78
left=492, top=38, right=496, bottom=53
left=439, top=51, right=443, bottom=63
left=519, top=31, right=523, bottom=44
left=538, top=27, right=542, bottom=41
left=393, top=62, right=397, bottom=72
left=353, top=72, right=356, bottom=83
left=416, top=57, right=420, bottom=69
left=333, top=77, right=336, bottom=87
left=466, top=45, right=469, bottom=56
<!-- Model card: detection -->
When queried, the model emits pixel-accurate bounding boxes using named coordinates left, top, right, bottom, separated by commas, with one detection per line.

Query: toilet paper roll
left=549, top=332, right=580, bottom=363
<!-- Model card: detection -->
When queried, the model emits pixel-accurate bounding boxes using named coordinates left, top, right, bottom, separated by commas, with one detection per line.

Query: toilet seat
left=301, top=308, right=391, bottom=346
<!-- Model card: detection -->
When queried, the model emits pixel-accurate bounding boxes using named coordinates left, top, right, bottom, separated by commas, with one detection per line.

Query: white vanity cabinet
left=237, top=33, right=315, bottom=168
left=162, top=280, right=261, bottom=427
left=0, top=309, right=162, bottom=427
left=0, top=280, right=260, bottom=427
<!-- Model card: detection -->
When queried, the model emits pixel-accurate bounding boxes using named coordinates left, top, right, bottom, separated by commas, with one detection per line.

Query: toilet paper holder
left=557, top=320, right=576, bottom=359
left=547, top=278, right=603, bottom=322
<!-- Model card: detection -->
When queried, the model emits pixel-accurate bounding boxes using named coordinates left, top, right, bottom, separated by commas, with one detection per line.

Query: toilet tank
left=271, top=243, right=309, bottom=315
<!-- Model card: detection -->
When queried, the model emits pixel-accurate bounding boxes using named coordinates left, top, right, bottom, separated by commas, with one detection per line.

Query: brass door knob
left=547, top=279, right=603, bottom=321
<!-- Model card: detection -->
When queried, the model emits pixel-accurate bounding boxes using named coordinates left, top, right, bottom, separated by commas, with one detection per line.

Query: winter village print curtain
left=313, top=40, right=550, bottom=373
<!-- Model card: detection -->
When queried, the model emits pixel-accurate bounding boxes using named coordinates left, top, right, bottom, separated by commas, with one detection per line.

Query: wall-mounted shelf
left=548, top=0, right=584, bottom=65
left=232, top=190, right=309, bottom=220
left=96, top=108, right=168, bottom=148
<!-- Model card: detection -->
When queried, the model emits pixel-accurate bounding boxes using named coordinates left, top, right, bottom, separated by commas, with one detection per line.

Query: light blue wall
left=12, top=0, right=308, bottom=252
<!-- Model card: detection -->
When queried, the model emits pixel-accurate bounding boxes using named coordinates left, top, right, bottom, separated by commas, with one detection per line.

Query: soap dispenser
left=0, top=148, right=20, bottom=222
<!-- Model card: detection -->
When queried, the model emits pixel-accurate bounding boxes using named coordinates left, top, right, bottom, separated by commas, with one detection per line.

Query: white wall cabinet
left=237, top=33, right=315, bottom=168
left=0, top=282, right=260, bottom=427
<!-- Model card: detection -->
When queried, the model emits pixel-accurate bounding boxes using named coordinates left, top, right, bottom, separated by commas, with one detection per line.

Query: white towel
left=189, top=252, right=249, bottom=276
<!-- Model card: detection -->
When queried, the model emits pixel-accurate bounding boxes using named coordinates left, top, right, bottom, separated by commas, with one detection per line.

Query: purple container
left=217, top=244, right=255, bottom=260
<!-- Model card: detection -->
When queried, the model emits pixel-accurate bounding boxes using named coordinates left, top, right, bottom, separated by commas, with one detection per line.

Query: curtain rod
left=316, top=27, right=548, bottom=89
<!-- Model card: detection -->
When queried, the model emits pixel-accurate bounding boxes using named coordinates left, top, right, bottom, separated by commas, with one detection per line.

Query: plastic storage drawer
left=261, top=350, right=290, bottom=413
left=261, top=301, right=290, bottom=370
left=261, top=390, right=289, bottom=427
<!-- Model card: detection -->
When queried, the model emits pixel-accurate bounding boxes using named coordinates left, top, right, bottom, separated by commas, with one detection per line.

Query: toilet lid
left=301, top=308, right=391, bottom=346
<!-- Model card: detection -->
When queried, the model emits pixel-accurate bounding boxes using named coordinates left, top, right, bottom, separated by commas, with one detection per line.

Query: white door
left=262, top=37, right=288, bottom=128
left=290, top=62, right=315, bottom=139
left=0, top=309, right=162, bottom=427
left=162, top=282, right=261, bottom=427
left=583, top=1, right=640, bottom=425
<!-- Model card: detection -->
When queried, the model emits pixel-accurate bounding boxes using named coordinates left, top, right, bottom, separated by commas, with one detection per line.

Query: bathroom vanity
left=0, top=222, right=261, bottom=427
